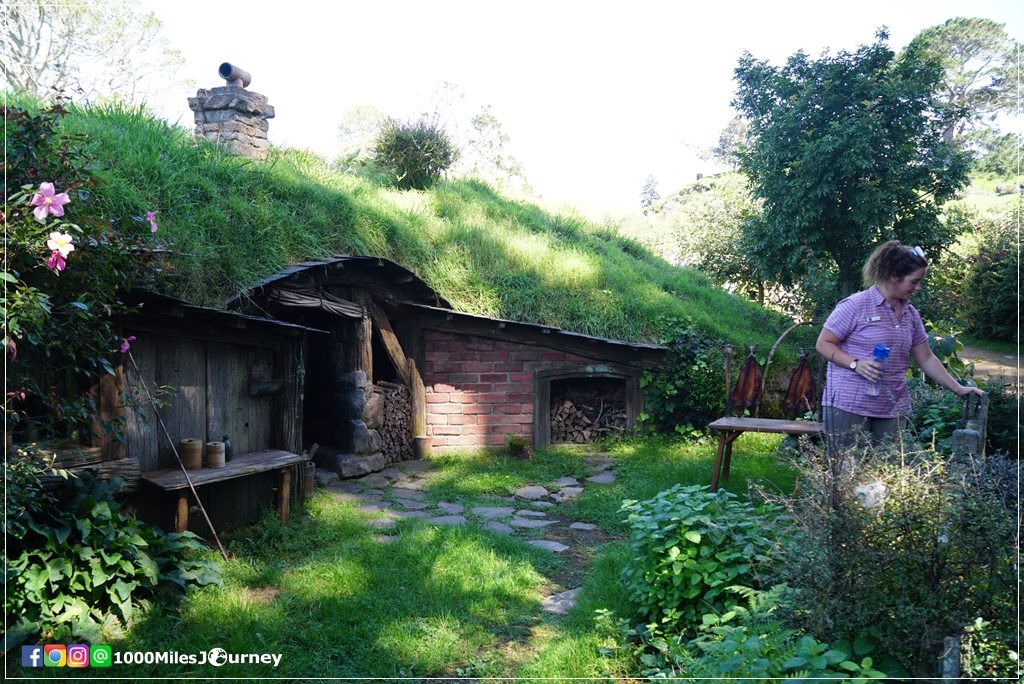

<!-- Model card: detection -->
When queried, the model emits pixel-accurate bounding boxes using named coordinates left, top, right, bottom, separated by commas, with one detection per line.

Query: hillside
left=58, top=102, right=787, bottom=348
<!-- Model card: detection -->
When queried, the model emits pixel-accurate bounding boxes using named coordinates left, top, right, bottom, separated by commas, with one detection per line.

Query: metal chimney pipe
left=218, top=62, right=251, bottom=88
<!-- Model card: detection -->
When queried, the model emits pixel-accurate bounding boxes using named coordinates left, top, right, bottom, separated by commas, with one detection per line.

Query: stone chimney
left=188, top=63, right=275, bottom=160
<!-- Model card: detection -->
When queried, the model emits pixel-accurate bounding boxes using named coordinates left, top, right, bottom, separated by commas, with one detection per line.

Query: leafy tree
left=640, top=175, right=660, bottom=213
left=464, top=105, right=529, bottom=190
left=336, top=104, right=386, bottom=161
left=962, top=129, right=1023, bottom=176
left=710, top=117, right=750, bottom=168
left=732, top=30, right=971, bottom=298
left=907, top=17, right=1021, bottom=143
left=373, top=115, right=460, bottom=190
left=2, top=0, right=183, bottom=103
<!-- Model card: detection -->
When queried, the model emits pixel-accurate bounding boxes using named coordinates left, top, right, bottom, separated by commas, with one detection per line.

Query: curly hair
left=862, top=240, right=928, bottom=286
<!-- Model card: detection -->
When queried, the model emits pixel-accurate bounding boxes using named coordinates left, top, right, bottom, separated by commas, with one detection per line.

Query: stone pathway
left=320, top=453, right=620, bottom=618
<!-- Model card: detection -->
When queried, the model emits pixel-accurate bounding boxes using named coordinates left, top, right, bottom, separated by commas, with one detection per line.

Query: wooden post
left=277, top=468, right=291, bottom=524
left=353, top=289, right=373, bottom=385
left=723, top=344, right=733, bottom=416
left=409, top=358, right=429, bottom=458
left=174, top=494, right=189, bottom=533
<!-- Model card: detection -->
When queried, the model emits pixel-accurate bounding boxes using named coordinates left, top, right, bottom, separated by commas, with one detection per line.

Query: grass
left=962, top=335, right=1018, bottom=356
left=10, top=435, right=794, bottom=679
left=51, top=100, right=787, bottom=349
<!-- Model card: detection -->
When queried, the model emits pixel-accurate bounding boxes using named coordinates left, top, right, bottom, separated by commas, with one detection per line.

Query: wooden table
left=708, top=417, right=823, bottom=491
left=142, top=449, right=307, bottom=532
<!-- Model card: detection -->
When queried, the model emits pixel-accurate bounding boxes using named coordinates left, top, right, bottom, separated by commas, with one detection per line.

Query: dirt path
left=961, top=344, right=1019, bottom=388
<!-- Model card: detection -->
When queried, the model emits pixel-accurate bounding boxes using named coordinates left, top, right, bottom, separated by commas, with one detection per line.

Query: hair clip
left=910, top=245, right=926, bottom=260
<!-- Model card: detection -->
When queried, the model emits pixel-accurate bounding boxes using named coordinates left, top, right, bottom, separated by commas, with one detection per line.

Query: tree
left=710, top=117, right=750, bottom=168
left=464, top=105, right=529, bottom=190
left=961, top=129, right=1023, bottom=176
left=732, top=30, right=971, bottom=298
left=640, top=175, right=660, bottom=213
left=2, top=0, right=184, bottom=103
left=907, top=17, right=1021, bottom=143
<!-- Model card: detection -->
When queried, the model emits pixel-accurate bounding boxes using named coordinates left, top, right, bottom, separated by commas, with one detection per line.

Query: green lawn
left=11, top=435, right=794, bottom=679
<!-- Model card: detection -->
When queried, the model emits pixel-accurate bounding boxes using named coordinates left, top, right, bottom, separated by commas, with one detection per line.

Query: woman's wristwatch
left=849, top=359, right=859, bottom=371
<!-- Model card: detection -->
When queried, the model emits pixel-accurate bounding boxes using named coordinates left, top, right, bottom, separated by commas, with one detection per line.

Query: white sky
left=140, top=0, right=1023, bottom=219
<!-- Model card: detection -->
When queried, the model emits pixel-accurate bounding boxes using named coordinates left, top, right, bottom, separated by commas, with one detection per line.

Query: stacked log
left=377, top=381, right=414, bottom=463
left=549, top=386, right=627, bottom=444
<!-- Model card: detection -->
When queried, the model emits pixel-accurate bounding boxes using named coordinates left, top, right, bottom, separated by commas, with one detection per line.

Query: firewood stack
left=549, top=386, right=627, bottom=444
left=377, top=380, right=414, bottom=463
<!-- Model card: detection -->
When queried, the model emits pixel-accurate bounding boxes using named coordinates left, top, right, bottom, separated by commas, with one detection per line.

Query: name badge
left=867, top=315, right=881, bottom=322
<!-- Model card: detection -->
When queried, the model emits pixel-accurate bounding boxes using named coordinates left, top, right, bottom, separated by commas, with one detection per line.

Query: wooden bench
left=141, top=449, right=307, bottom=532
left=708, top=417, right=822, bottom=491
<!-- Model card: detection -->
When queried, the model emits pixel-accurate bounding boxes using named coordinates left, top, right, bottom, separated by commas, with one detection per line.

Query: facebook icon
left=21, top=645, right=43, bottom=668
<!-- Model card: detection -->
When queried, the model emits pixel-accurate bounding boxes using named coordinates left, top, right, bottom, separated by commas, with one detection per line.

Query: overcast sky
left=140, top=0, right=1023, bottom=218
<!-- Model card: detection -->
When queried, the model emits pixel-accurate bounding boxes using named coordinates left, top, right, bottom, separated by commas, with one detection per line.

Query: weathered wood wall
left=121, top=334, right=276, bottom=472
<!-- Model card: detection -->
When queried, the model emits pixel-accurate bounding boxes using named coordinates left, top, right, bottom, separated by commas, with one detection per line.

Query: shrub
left=766, top=440, right=1017, bottom=677
left=373, top=115, right=460, bottom=190
left=981, top=379, right=1019, bottom=456
left=619, top=484, right=777, bottom=629
left=5, top=452, right=221, bottom=645
left=642, top=319, right=726, bottom=433
left=965, top=199, right=1019, bottom=341
left=597, top=585, right=890, bottom=680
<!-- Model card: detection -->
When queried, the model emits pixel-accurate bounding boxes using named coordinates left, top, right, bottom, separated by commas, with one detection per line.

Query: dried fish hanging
left=782, top=350, right=816, bottom=419
left=729, top=347, right=764, bottom=417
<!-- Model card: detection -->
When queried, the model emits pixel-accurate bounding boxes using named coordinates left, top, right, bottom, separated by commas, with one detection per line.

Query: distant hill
left=59, top=102, right=787, bottom=349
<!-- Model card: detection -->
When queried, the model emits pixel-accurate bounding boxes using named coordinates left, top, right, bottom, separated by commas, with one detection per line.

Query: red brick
left=431, top=362, right=462, bottom=374
left=486, top=434, right=508, bottom=446
left=495, top=403, right=524, bottom=414
left=477, top=351, right=509, bottom=362
left=447, top=414, right=478, bottom=425
left=433, top=425, right=463, bottom=436
left=460, top=424, right=491, bottom=435
left=542, top=351, right=568, bottom=361
left=492, top=362, right=524, bottom=372
left=506, top=413, right=533, bottom=424
left=451, top=392, right=477, bottom=404
left=480, top=373, right=508, bottom=383
left=465, top=340, right=495, bottom=351
left=463, top=361, right=493, bottom=373
left=431, top=403, right=463, bottom=414
left=426, top=393, right=449, bottom=404
left=446, top=373, right=480, bottom=384
left=478, top=393, right=507, bottom=404
left=494, top=341, right=523, bottom=351
left=520, top=403, right=534, bottom=414
left=430, top=383, right=455, bottom=393
left=509, top=372, right=533, bottom=382
left=503, top=382, right=533, bottom=394
left=507, top=393, right=532, bottom=403
left=510, top=350, right=540, bottom=361
left=478, top=414, right=511, bottom=425
left=426, top=413, right=448, bottom=425
left=459, top=383, right=493, bottom=393
left=429, top=436, right=447, bottom=447
left=463, top=404, right=494, bottom=415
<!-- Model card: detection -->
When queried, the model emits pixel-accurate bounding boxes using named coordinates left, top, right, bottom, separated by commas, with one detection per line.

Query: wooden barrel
left=205, top=441, right=226, bottom=468
left=180, top=438, right=203, bottom=470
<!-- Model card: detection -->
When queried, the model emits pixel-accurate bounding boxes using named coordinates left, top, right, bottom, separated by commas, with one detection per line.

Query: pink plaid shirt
left=822, top=286, right=928, bottom=418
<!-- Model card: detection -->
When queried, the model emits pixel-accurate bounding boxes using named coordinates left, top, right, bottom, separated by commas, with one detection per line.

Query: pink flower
left=146, top=210, right=159, bottom=233
left=6, top=339, right=17, bottom=361
left=29, top=182, right=71, bottom=222
left=119, top=336, right=137, bottom=353
left=46, top=251, right=67, bottom=272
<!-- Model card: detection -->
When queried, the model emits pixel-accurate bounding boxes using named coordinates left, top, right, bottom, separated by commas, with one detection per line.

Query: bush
left=373, top=115, right=460, bottom=190
left=965, top=199, right=1019, bottom=341
left=619, top=484, right=777, bottom=629
left=597, top=585, right=890, bottom=680
left=642, top=320, right=726, bottom=433
left=766, top=441, right=1017, bottom=677
left=981, top=379, right=1019, bottom=456
left=4, top=452, right=221, bottom=645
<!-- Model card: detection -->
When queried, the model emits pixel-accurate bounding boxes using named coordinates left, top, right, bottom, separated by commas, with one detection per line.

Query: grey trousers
left=822, top=405, right=907, bottom=453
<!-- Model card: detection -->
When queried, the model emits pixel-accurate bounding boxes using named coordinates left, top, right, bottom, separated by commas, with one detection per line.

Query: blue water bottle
left=864, top=344, right=891, bottom=396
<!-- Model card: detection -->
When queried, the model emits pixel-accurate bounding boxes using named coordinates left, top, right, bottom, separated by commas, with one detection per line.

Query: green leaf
left=0, top=271, right=18, bottom=283
left=684, top=530, right=702, bottom=544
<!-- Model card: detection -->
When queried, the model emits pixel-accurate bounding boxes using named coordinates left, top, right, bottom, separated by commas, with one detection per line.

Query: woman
left=815, top=240, right=984, bottom=448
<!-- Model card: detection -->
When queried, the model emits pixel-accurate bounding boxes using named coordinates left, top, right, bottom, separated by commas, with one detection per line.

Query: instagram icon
left=67, top=644, right=90, bottom=668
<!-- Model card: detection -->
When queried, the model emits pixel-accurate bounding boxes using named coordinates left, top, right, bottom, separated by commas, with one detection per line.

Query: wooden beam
left=369, top=300, right=411, bottom=385
left=352, top=289, right=373, bottom=385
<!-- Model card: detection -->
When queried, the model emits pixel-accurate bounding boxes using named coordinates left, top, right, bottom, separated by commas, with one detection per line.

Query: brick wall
left=422, top=330, right=592, bottom=451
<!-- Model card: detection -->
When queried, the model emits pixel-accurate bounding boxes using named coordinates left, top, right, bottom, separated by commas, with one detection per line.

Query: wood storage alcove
left=533, top=363, right=643, bottom=449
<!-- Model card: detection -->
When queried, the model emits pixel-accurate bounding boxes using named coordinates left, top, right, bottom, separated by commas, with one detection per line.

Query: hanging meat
left=782, top=352, right=816, bottom=419
left=730, top=349, right=763, bottom=416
